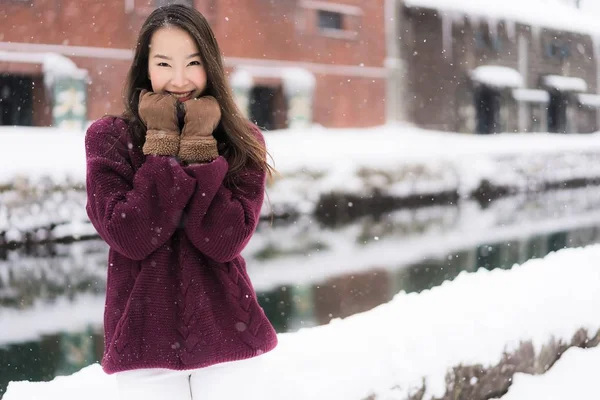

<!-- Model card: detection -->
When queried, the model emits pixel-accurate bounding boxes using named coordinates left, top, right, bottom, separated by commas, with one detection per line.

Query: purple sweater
left=85, top=116, right=277, bottom=374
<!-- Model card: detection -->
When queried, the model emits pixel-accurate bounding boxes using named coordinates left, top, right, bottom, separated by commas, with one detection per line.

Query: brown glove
left=178, top=96, right=221, bottom=163
left=138, top=90, right=180, bottom=156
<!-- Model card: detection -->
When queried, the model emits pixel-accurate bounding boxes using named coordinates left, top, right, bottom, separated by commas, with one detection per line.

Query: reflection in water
left=3, top=187, right=600, bottom=397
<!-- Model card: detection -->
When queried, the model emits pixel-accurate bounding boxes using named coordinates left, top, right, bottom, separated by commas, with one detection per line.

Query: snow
left=542, top=75, right=588, bottom=92
left=232, top=65, right=315, bottom=95
left=263, top=124, right=600, bottom=215
left=0, top=51, right=88, bottom=89
left=512, top=88, right=550, bottom=103
left=0, top=294, right=104, bottom=347
left=404, top=0, right=600, bottom=38
left=281, top=67, right=316, bottom=96
left=5, top=124, right=600, bottom=227
left=229, top=68, right=253, bottom=89
left=578, top=93, right=600, bottom=108
left=5, top=245, right=600, bottom=400
left=471, top=66, right=524, bottom=88
left=495, top=346, right=600, bottom=399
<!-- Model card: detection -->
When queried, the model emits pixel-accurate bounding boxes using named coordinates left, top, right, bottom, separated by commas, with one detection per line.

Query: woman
left=85, top=4, right=277, bottom=399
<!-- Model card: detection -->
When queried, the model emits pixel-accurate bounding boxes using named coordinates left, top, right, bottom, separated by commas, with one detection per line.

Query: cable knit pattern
left=85, top=116, right=277, bottom=374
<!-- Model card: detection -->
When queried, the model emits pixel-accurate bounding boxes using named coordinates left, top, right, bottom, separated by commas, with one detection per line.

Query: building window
left=475, top=28, right=501, bottom=51
left=155, top=0, right=193, bottom=7
left=545, top=40, right=570, bottom=60
left=299, top=1, right=361, bottom=39
left=317, top=10, right=343, bottom=31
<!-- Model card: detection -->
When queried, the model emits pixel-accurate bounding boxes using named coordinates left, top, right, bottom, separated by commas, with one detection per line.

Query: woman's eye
left=189, top=61, right=202, bottom=66
left=157, top=62, right=170, bottom=67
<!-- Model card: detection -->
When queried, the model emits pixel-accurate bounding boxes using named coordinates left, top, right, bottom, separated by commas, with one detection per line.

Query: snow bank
left=4, top=124, right=600, bottom=226
left=5, top=245, right=600, bottom=400
left=263, top=124, right=600, bottom=215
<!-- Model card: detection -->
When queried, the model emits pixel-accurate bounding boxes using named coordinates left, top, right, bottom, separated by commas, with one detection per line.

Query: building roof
left=404, top=0, right=600, bottom=40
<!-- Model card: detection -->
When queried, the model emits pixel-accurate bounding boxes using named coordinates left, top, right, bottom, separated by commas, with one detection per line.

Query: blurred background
left=2, top=0, right=600, bottom=398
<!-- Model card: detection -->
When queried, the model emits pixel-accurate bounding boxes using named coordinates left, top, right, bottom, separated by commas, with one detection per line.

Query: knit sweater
left=84, top=116, right=277, bottom=374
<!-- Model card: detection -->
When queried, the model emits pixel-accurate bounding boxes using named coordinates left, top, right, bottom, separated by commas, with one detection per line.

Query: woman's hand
left=178, top=96, right=221, bottom=163
left=138, top=89, right=181, bottom=156
left=182, top=96, right=221, bottom=137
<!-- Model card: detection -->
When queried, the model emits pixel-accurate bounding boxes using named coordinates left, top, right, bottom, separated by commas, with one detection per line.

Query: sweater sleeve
left=181, top=130, right=266, bottom=263
left=85, top=117, right=197, bottom=260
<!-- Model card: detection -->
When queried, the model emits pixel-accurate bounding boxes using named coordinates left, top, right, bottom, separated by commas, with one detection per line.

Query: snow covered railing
left=5, top=245, right=600, bottom=400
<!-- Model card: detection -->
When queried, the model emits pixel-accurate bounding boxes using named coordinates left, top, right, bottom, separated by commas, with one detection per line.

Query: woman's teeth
left=170, top=91, right=192, bottom=99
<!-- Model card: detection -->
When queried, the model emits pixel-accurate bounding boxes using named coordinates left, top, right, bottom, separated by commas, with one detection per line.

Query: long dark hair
left=122, top=4, right=274, bottom=180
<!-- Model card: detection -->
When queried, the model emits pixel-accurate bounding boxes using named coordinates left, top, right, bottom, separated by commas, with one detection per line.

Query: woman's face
left=148, top=26, right=207, bottom=102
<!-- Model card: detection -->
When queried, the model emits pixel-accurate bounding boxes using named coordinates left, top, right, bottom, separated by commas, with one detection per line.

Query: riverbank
left=3, top=123, right=600, bottom=244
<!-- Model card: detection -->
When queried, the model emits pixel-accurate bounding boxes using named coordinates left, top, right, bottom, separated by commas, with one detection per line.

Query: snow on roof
left=234, top=65, right=316, bottom=96
left=0, top=51, right=88, bottom=88
left=404, top=0, right=600, bottom=39
left=512, top=88, right=550, bottom=103
left=578, top=93, right=600, bottom=107
left=471, top=65, right=524, bottom=88
left=230, top=68, right=253, bottom=89
left=543, top=75, right=588, bottom=92
left=282, top=67, right=316, bottom=96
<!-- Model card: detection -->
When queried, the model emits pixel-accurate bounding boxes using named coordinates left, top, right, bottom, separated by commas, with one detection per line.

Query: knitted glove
left=138, top=90, right=181, bottom=156
left=178, top=96, right=221, bottom=163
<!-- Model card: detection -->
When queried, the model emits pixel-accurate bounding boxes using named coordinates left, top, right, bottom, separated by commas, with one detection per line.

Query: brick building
left=0, top=0, right=386, bottom=130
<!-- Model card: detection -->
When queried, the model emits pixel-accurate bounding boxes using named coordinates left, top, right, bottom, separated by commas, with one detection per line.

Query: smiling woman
left=83, top=4, right=277, bottom=400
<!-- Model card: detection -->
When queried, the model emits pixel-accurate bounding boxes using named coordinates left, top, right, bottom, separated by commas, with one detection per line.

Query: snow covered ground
left=5, top=244, right=600, bottom=400
left=3, top=123, right=600, bottom=237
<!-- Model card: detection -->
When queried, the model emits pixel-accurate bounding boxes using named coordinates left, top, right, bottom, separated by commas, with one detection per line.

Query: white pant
left=115, top=356, right=268, bottom=400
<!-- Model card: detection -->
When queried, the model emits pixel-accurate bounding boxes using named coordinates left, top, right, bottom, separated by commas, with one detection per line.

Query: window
left=155, top=0, right=193, bottom=7
left=545, top=40, right=570, bottom=60
left=475, top=28, right=502, bottom=51
left=299, top=1, right=360, bottom=39
left=317, top=10, right=343, bottom=31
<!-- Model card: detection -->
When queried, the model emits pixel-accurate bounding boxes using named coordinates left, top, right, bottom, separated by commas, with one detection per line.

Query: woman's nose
left=171, top=69, right=188, bottom=87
